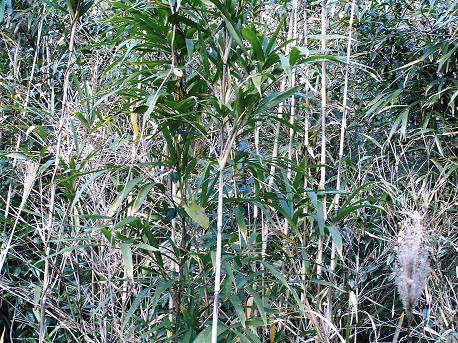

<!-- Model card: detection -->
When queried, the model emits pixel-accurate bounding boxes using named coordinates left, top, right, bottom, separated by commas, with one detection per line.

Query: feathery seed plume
left=394, top=210, right=430, bottom=317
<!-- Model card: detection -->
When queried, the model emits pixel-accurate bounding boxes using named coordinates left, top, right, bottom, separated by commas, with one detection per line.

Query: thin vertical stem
left=301, top=3, right=313, bottom=326
left=316, top=0, right=327, bottom=287
left=327, top=0, right=356, bottom=324
left=167, top=1, right=179, bottom=330
left=285, top=0, right=299, bottom=235
left=319, top=0, right=327, bottom=192
left=211, top=168, right=224, bottom=342
left=334, top=0, right=356, bottom=207
left=39, top=4, right=79, bottom=342
left=211, top=31, right=233, bottom=343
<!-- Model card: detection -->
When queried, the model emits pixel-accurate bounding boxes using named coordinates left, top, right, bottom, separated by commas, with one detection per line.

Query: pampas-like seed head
left=395, top=211, right=430, bottom=317
left=18, top=160, right=39, bottom=210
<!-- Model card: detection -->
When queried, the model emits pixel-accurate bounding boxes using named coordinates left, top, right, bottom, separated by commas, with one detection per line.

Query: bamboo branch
left=334, top=0, right=356, bottom=210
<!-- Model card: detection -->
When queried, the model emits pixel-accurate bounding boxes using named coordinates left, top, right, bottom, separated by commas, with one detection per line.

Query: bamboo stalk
left=318, top=0, right=327, bottom=193
left=285, top=0, right=299, bottom=235
left=327, top=0, right=356, bottom=324
left=167, top=2, right=179, bottom=333
left=316, top=0, right=327, bottom=291
left=211, top=167, right=225, bottom=343
left=333, top=0, right=356, bottom=214
left=211, top=31, right=233, bottom=343
left=301, top=2, right=313, bottom=331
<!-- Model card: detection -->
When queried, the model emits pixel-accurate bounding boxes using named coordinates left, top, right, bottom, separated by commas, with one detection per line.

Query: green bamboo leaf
left=193, top=323, right=227, bottom=343
left=235, top=329, right=262, bottom=343
left=388, top=111, right=403, bottom=141
left=279, top=54, right=291, bottom=79
left=120, top=242, right=134, bottom=279
left=71, top=170, right=105, bottom=210
left=434, top=134, right=445, bottom=157
left=262, top=261, right=288, bottom=287
left=122, top=287, right=152, bottom=329
left=266, top=15, right=285, bottom=55
left=362, top=133, right=382, bottom=149
left=222, top=261, right=237, bottom=288
left=262, top=261, right=307, bottom=318
left=340, top=182, right=376, bottom=209
left=251, top=74, right=263, bottom=95
left=184, top=203, right=209, bottom=229
left=168, top=13, right=208, bottom=33
left=234, top=207, right=248, bottom=243
left=36, top=244, right=97, bottom=263
left=242, top=26, right=264, bottom=61
left=229, top=329, right=251, bottom=343
left=4, top=152, right=27, bottom=160
left=256, top=86, right=300, bottom=114
left=108, top=177, right=143, bottom=216
left=114, top=216, right=139, bottom=230
left=33, top=284, right=41, bottom=307
left=161, top=125, right=177, bottom=165
left=400, top=107, right=410, bottom=139
left=186, top=38, right=194, bottom=60
left=80, top=0, right=94, bottom=17
left=131, top=183, right=154, bottom=213
left=200, top=162, right=216, bottom=207
left=43, top=0, right=66, bottom=13
left=206, top=0, right=245, bottom=53
left=335, top=204, right=383, bottom=222
left=230, top=294, right=246, bottom=328
left=198, top=31, right=210, bottom=74
left=328, top=225, right=343, bottom=260
left=149, top=280, right=174, bottom=320
left=246, top=288, right=267, bottom=326
left=306, top=190, right=325, bottom=235
left=390, top=56, right=426, bottom=72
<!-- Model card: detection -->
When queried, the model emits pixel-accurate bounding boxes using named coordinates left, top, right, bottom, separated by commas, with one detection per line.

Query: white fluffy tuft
left=394, top=211, right=430, bottom=317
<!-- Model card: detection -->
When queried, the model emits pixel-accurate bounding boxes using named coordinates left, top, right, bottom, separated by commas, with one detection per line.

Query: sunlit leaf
left=184, top=203, right=209, bottom=229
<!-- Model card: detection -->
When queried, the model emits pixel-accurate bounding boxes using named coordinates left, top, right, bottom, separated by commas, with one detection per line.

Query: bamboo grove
left=0, top=0, right=457, bottom=342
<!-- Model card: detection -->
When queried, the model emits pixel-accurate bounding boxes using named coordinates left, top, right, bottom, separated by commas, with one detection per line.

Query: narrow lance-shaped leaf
left=184, top=203, right=210, bottom=229
left=108, top=177, right=143, bottom=216
left=120, top=242, right=133, bottom=279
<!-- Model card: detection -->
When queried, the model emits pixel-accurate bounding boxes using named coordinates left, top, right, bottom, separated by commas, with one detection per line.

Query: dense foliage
left=0, top=0, right=456, bottom=342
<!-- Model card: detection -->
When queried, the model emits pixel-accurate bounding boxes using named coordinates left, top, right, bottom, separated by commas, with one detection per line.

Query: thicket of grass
left=0, top=0, right=456, bottom=342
